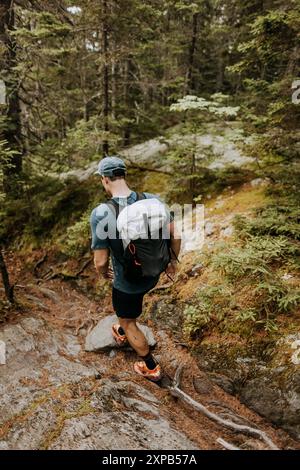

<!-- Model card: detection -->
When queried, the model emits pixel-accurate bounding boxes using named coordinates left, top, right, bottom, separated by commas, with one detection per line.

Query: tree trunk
left=0, top=0, right=23, bottom=194
left=123, top=58, right=131, bottom=146
left=111, top=61, right=117, bottom=121
left=190, top=150, right=196, bottom=208
left=102, top=0, right=109, bottom=157
left=190, top=134, right=197, bottom=208
left=187, top=12, right=199, bottom=94
left=216, top=50, right=224, bottom=91
left=285, top=45, right=299, bottom=78
left=0, top=247, right=14, bottom=303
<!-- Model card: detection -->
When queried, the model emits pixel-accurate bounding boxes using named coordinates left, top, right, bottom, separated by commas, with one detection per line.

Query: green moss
left=220, top=315, right=256, bottom=337
left=0, top=395, right=49, bottom=440
left=39, top=398, right=94, bottom=450
left=194, top=337, right=277, bottom=371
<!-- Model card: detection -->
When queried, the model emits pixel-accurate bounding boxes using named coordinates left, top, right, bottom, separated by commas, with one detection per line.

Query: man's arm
left=90, top=205, right=113, bottom=279
left=169, top=221, right=181, bottom=260
left=166, top=221, right=181, bottom=277
left=93, top=249, right=113, bottom=279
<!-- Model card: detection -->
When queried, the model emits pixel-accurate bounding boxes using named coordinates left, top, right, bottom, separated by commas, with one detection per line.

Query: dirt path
left=0, top=273, right=298, bottom=450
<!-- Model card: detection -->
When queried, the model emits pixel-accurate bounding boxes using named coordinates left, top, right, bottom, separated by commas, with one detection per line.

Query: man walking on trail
left=90, top=156, right=181, bottom=382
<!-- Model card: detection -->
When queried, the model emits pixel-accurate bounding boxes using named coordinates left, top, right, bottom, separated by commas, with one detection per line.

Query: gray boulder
left=220, top=225, right=234, bottom=238
left=196, top=334, right=300, bottom=441
left=85, top=315, right=156, bottom=352
left=49, top=411, right=198, bottom=450
left=250, top=178, right=269, bottom=188
left=205, top=222, right=215, bottom=237
left=0, top=442, right=9, bottom=449
left=208, top=372, right=235, bottom=395
left=239, top=370, right=300, bottom=440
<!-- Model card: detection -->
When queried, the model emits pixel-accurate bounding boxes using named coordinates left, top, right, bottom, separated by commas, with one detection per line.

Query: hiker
left=90, top=156, right=181, bottom=382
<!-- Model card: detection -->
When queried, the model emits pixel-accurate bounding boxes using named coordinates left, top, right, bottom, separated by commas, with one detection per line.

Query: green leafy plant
left=235, top=308, right=257, bottom=323
left=183, top=285, right=231, bottom=338
left=170, top=94, right=240, bottom=118
left=211, top=236, right=299, bottom=281
left=234, top=207, right=300, bottom=241
left=183, top=304, right=212, bottom=338
left=62, top=210, right=91, bottom=257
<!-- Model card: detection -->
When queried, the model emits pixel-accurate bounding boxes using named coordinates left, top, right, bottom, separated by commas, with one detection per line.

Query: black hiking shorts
left=112, top=287, right=148, bottom=319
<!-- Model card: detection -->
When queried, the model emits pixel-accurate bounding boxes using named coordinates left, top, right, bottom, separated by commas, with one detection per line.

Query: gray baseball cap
left=95, top=156, right=127, bottom=177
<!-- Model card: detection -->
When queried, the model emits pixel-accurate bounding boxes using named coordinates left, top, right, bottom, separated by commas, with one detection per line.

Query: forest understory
left=1, top=0, right=299, bottom=452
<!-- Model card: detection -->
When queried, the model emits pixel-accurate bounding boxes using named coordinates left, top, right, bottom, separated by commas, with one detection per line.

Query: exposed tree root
left=168, top=365, right=279, bottom=451
left=217, top=437, right=240, bottom=450
left=33, top=253, right=48, bottom=277
left=41, top=259, right=92, bottom=281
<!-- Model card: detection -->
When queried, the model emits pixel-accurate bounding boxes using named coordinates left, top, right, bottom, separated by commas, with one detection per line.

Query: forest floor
left=0, top=181, right=299, bottom=450
left=0, top=268, right=298, bottom=450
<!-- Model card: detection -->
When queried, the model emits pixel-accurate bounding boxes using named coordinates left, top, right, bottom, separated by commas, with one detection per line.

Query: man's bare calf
left=119, top=318, right=149, bottom=357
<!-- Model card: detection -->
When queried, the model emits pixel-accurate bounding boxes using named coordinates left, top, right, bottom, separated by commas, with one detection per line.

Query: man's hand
left=103, top=267, right=114, bottom=281
left=166, top=221, right=181, bottom=281
left=165, top=260, right=177, bottom=279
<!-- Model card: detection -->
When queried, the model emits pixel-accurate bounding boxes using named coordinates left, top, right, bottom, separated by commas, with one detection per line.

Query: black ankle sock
left=118, top=326, right=125, bottom=336
left=141, top=352, right=157, bottom=370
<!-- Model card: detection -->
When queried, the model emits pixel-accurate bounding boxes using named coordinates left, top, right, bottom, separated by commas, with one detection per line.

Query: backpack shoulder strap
left=135, top=191, right=146, bottom=201
left=106, top=192, right=146, bottom=220
left=105, top=199, right=122, bottom=246
left=106, top=198, right=120, bottom=218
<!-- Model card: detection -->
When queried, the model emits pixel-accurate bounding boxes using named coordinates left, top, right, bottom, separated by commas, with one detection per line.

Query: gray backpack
left=107, top=192, right=171, bottom=281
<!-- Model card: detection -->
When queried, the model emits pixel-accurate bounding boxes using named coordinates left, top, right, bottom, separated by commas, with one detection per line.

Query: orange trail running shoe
left=133, top=361, right=162, bottom=382
left=112, top=323, right=128, bottom=346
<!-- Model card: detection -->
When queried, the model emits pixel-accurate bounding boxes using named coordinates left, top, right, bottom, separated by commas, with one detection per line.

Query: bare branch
left=125, top=158, right=172, bottom=176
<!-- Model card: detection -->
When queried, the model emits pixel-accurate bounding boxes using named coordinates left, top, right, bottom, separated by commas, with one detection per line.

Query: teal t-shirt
left=90, top=191, right=170, bottom=294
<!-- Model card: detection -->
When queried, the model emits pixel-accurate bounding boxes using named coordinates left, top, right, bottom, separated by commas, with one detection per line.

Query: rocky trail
left=1, top=123, right=299, bottom=450
left=0, top=272, right=298, bottom=450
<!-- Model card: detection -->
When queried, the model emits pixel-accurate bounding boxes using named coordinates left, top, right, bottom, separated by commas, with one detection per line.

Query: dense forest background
left=1, top=0, right=299, bottom=178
